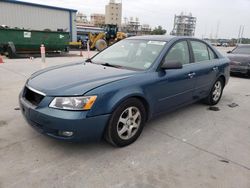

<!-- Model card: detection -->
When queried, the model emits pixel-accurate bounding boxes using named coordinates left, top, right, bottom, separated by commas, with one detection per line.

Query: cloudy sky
left=21, top=0, right=250, bottom=39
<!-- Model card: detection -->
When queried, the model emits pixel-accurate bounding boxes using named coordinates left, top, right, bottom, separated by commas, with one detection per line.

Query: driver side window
left=165, top=41, right=190, bottom=65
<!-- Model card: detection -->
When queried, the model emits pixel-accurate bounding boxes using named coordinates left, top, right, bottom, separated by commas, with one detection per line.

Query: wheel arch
left=111, top=94, right=151, bottom=122
left=217, top=75, right=226, bottom=87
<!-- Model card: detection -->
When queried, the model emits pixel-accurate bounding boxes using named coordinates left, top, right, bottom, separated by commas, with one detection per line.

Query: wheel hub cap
left=117, top=107, right=141, bottom=140
left=212, top=81, right=222, bottom=102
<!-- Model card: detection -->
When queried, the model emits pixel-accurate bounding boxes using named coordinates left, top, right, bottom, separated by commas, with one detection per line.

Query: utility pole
left=215, top=21, right=220, bottom=39
left=239, top=25, right=244, bottom=44
left=237, top=25, right=242, bottom=44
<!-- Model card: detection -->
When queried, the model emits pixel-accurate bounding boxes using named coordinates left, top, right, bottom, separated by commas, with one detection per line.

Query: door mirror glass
left=161, top=60, right=183, bottom=69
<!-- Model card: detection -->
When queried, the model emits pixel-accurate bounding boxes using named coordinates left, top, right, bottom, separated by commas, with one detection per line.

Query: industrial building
left=0, top=0, right=77, bottom=41
left=121, top=17, right=141, bottom=34
left=140, top=24, right=152, bottom=35
left=171, top=13, right=196, bottom=36
left=76, top=13, right=89, bottom=25
left=105, top=0, right=122, bottom=28
left=91, top=14, right=105, bottom=27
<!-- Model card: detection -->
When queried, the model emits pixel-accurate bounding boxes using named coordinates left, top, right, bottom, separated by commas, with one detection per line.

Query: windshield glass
left=232, top=46, right=250, bottom=55
left=92, top=39, right=166, bottom=70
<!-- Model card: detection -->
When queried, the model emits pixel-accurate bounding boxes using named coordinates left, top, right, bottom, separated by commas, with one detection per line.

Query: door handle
left=188, top=72, right=196, bottom=78
left=213, top=66, right=218, bottom=71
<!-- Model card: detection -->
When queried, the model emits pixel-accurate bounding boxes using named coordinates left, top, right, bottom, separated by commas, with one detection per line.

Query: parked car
left=227, top=44, right=250, bottom=76
left=19, top=36, right=230, bottom=147
left=222, top=43, right=229, bottom=47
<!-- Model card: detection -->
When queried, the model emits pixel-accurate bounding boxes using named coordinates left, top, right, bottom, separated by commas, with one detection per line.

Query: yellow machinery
left=88, top=24, right=126, bottom=51
left=88, top=32, right=106, bottom=51
left=116, top=31, right=127, bottom=40
left=69, top=41, right=82, bottom=49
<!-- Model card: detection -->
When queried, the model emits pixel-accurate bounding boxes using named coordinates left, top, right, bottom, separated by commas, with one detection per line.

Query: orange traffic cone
left=0, top=55, right=4, bottom=64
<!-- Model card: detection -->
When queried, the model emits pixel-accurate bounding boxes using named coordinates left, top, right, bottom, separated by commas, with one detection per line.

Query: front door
left=154, top=40, right=196, bottom=114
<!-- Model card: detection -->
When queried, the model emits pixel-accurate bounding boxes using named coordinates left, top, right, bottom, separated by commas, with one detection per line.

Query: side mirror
left=161, top=60, right=183, bottom=70
left=227, top=51, right=232, bottom=54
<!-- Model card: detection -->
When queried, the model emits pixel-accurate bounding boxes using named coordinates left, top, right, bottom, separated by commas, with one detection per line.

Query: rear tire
left=203, top=78, right=224, bottom=105
left=105, top=98, right=146, bottom=147
left=7, top=47, right=15, bottom=59
left=64, top=46, right=69, bottom=52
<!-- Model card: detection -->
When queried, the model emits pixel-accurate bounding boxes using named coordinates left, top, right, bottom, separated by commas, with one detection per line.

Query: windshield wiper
left=101, top=63, right=122, bottom=68
left=85, top=58, right=92, bottom=63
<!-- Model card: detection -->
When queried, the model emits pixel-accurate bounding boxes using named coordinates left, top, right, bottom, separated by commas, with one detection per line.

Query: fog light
left=59, top=131, right=74, bottom=137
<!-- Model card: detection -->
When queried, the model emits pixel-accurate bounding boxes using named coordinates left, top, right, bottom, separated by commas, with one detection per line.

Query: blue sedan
left=19, top=36, right=230, bottom=147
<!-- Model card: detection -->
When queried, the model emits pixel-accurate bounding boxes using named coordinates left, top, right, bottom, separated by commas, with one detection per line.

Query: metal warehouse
left=0, top=0, right=77, bottom=41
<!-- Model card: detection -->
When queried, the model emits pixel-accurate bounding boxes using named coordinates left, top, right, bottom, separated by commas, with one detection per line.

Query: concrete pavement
left=0, top=50, right=249, bottom=188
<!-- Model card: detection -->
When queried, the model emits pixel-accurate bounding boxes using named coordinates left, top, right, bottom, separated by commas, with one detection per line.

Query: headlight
left=49, top=96, right=97, bottom=110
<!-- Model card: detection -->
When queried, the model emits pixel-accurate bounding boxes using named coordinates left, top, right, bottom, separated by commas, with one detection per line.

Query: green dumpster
left=0, top=28, right=70, bottom=58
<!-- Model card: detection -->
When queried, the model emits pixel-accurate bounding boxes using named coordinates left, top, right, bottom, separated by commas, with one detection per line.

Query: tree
left=151, top=26, right=167, bottom=35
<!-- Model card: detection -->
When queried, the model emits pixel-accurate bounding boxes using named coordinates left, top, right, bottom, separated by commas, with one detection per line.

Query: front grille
left=24, top=87, right=44, bottom=106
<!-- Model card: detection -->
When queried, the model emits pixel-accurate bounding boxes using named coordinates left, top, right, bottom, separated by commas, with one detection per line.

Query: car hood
left=27, top=62, right=137, bottom=96
left=227, top=54, right=250, bottom=65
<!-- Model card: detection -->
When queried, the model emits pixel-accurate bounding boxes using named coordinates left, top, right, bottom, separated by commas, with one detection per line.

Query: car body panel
left=27, top=62, right=137, bottom=96
left=227, top=45, right=250, bottom=75
left=191, top=58, right=229, bottom=99
left=19, top=95, right=110, bottom=141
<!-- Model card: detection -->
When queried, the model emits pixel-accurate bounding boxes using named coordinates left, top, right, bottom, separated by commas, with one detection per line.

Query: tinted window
left=232, top=46, right=250, bottom=55
left=208, top=47, right=217, bottom=60
left=165, top=41, right=190, bottom=65
left=191, top=41, right=210, bottom=62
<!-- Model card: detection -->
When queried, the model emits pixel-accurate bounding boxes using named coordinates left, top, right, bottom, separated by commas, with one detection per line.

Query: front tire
left=105, top=98, right=146, bottom=147
left=204, top=78, right=224, bottom=105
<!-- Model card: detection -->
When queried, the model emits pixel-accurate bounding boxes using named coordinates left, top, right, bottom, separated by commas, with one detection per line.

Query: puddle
left=0, top=120, right=7, bottom=127
left=219, top=159, right=229, bottom=163
left=208, top=106, right=220, bottom=111
left=228, top=103, right=239, bottom=108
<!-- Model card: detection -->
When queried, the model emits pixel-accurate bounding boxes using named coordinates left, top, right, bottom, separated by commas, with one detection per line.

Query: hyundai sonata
left=19, top=36, right=230, bottom=147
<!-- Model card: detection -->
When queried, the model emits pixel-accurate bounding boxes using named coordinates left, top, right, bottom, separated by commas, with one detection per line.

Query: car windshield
left=232, top=46, right=250, bottom=55
left=91, top=39, right=166, bottom=70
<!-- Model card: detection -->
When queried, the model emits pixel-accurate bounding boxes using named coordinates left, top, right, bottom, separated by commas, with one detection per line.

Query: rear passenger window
left=208, top=47, right=217, bottom=60
left=191, top=41, right=210, bottom=62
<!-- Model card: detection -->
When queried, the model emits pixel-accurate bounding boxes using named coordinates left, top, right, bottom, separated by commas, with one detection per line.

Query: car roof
left=126, top=35, right=196, bottom=42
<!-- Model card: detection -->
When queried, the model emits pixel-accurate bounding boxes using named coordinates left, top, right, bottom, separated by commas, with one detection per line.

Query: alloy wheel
left=212, top=81, right=222, bottom=102
left=117, top=106, right=141, bottom=140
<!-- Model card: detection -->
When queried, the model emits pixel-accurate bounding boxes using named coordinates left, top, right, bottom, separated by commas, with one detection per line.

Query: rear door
left=188, top=40, right=219, bottom=99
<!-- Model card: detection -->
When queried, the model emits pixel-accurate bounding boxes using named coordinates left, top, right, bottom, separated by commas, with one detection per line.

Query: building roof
left=2, top=0, right=77, bottom=12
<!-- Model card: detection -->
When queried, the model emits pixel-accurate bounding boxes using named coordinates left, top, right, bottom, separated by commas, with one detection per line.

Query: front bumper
left=19, top=96, right=110, bottom=142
